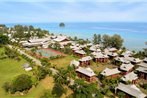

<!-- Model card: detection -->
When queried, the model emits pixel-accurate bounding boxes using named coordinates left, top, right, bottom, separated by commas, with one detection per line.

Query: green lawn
left=0, top=47, right=46, bottom=98
left=0, top=47, right=73, bottom=98
left=0, top=58, right=28, bottom=98
left=50, top=55, right=76, bottom=69
left=90, top=61, right=117, bottom=73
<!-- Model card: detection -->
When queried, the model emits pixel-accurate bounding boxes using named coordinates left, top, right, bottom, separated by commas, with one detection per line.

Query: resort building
left=89, top=45, right=101, bottom=52
left=100, top=68, right=121, bottom=78
left=143, top=58, right=147, bottom=63
left=91, top=51, right=101, bottom=56
left=74, top=50, right=86, bottom=57
left=93, top=52, right=109, bottom=63
left=71, top=46, right=82, bottom=51
left=59, top=41, right=73, bottom=47
left=115, top=83, right=146, bottom=98
left=136, top=67, right=147, bottom=80
left=126, top=57, right=142, bottom=64
left=114, top=57, right=130, bottom=64
left=22, top=38, right=50, bottom=48
left=107, top=52, right=118, bottom=59
left=76, top=67, right=96, bottom=82
left=121, top=72, right=138, bottom=84
left=119, top=63, right=134, bottom=75
left=137, top=62, right=147, bottom=68
left=108, top=47, right=117, bottom=53
left=70, top=60, right=79, bottom=68
left=121, top=50, right=133, bottom=57
left=52, top=35, right=69, bottom=42
left=79, top=56, right=92, bottom=66
left=86, top=43, right=93, bottom=47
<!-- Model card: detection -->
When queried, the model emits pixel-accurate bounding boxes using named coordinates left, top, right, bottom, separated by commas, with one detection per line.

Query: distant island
left=0, top=24, right=147, bottom=98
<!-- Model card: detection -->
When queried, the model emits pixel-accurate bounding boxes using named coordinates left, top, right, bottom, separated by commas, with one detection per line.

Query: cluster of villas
left=69, top=44, right=147, bottom=98
left=18, top=35, right=147, bottom=98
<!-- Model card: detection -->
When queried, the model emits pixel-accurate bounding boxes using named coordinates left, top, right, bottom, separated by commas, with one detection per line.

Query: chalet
left=76, top=67, right=96, bottom=82
left=100, top=68, right=121, bottom=78
left=143, top=58, right=147, bottom=63
left=137, top=62, right=147, bottom=68
left=93, top=52, right=109, bottom=63
left=70, top=60, right=79, bottom=68
left=74, top=50, right=86, bottom=57
left=121, top=50, right=133, bottom=57
left=79, top=45, right=87, bottom=49
left=137, top=58, right=147, bottom=68
left=119, top=63, right=134, bottom=75
left=104, top=47, right=117, bottom=54
left=71, top=46, right=82, bottom=51
left=136, top=67, right=147, bottom=80
left=114, top=57, right=130, bottom=64
left=131, top=58, right=142, bottom=64
left=115, top=83, right=147, bottom=98
left=121, top=72, right=138, bottom=84
left=89, top=45, right=101, bottom=52
left=107, top=52, right=118, bottom=59
left=22, top=63, right=32, bottom=71
left=86, top=43, right=93, bottom=47
left=79, top=56, right=92, bottom=66
left=126, top=57, right=142, bottom=64
left=108, top=47, right=117, bottom=53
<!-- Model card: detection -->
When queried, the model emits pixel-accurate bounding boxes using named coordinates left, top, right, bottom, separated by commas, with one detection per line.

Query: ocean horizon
left=5, top=22, right=147, bottom=51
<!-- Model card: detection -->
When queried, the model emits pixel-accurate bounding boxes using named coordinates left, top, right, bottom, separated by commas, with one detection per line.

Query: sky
left=0, top=0, right=147, bottom=23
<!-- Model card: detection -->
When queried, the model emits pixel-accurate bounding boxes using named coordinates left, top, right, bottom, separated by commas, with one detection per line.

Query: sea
left=5, top=22, right=147, bottom=51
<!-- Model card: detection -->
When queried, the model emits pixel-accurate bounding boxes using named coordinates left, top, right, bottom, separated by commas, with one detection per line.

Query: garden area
left=0, top=47, right=74, bottom=98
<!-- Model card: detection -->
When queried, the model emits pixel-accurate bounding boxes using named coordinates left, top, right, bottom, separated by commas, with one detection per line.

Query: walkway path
left=8, top=45, right=59, bottom=74
left=8, top=45, right=42, bottom=66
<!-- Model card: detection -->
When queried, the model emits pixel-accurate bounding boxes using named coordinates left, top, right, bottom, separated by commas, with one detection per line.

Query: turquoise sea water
left=6, top=22, right=147, bottom=51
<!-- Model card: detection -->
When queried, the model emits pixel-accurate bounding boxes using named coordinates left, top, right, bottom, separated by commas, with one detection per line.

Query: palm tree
left=53, top=68, right=68, bottom=85
left=70, top=79, right=103, bottom=98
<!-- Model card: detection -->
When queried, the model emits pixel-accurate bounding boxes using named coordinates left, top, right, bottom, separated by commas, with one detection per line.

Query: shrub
left=3, top=74, right=33, bottom=94
left=143, top=84, right=147, bottom=89
left=12, top=74, right=33, bottom=92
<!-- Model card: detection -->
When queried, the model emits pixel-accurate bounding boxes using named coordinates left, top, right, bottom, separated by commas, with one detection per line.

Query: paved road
left=8, top=45, right=42, bottom=66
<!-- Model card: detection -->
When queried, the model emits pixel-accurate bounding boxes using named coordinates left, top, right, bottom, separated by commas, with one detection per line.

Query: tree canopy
left=0, top=34, right=9, bottom=45
left=12, top=74, right=32, bottom=92
left=93, top=34, right=101, bottom=44
left=102, top=34, right=123, bottom=49
left=92, top=34, right=123, bottom=49
left=70, top=79, right=104, bottom=98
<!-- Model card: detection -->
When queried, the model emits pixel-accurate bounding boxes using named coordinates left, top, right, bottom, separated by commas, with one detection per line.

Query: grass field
left=90, top=61, right=117, bottom=73
left=50, top=55, right=76, bottom=69
left=0, top=47, right=48, bottom=98
left=0, top=47, right=73, bottom=98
